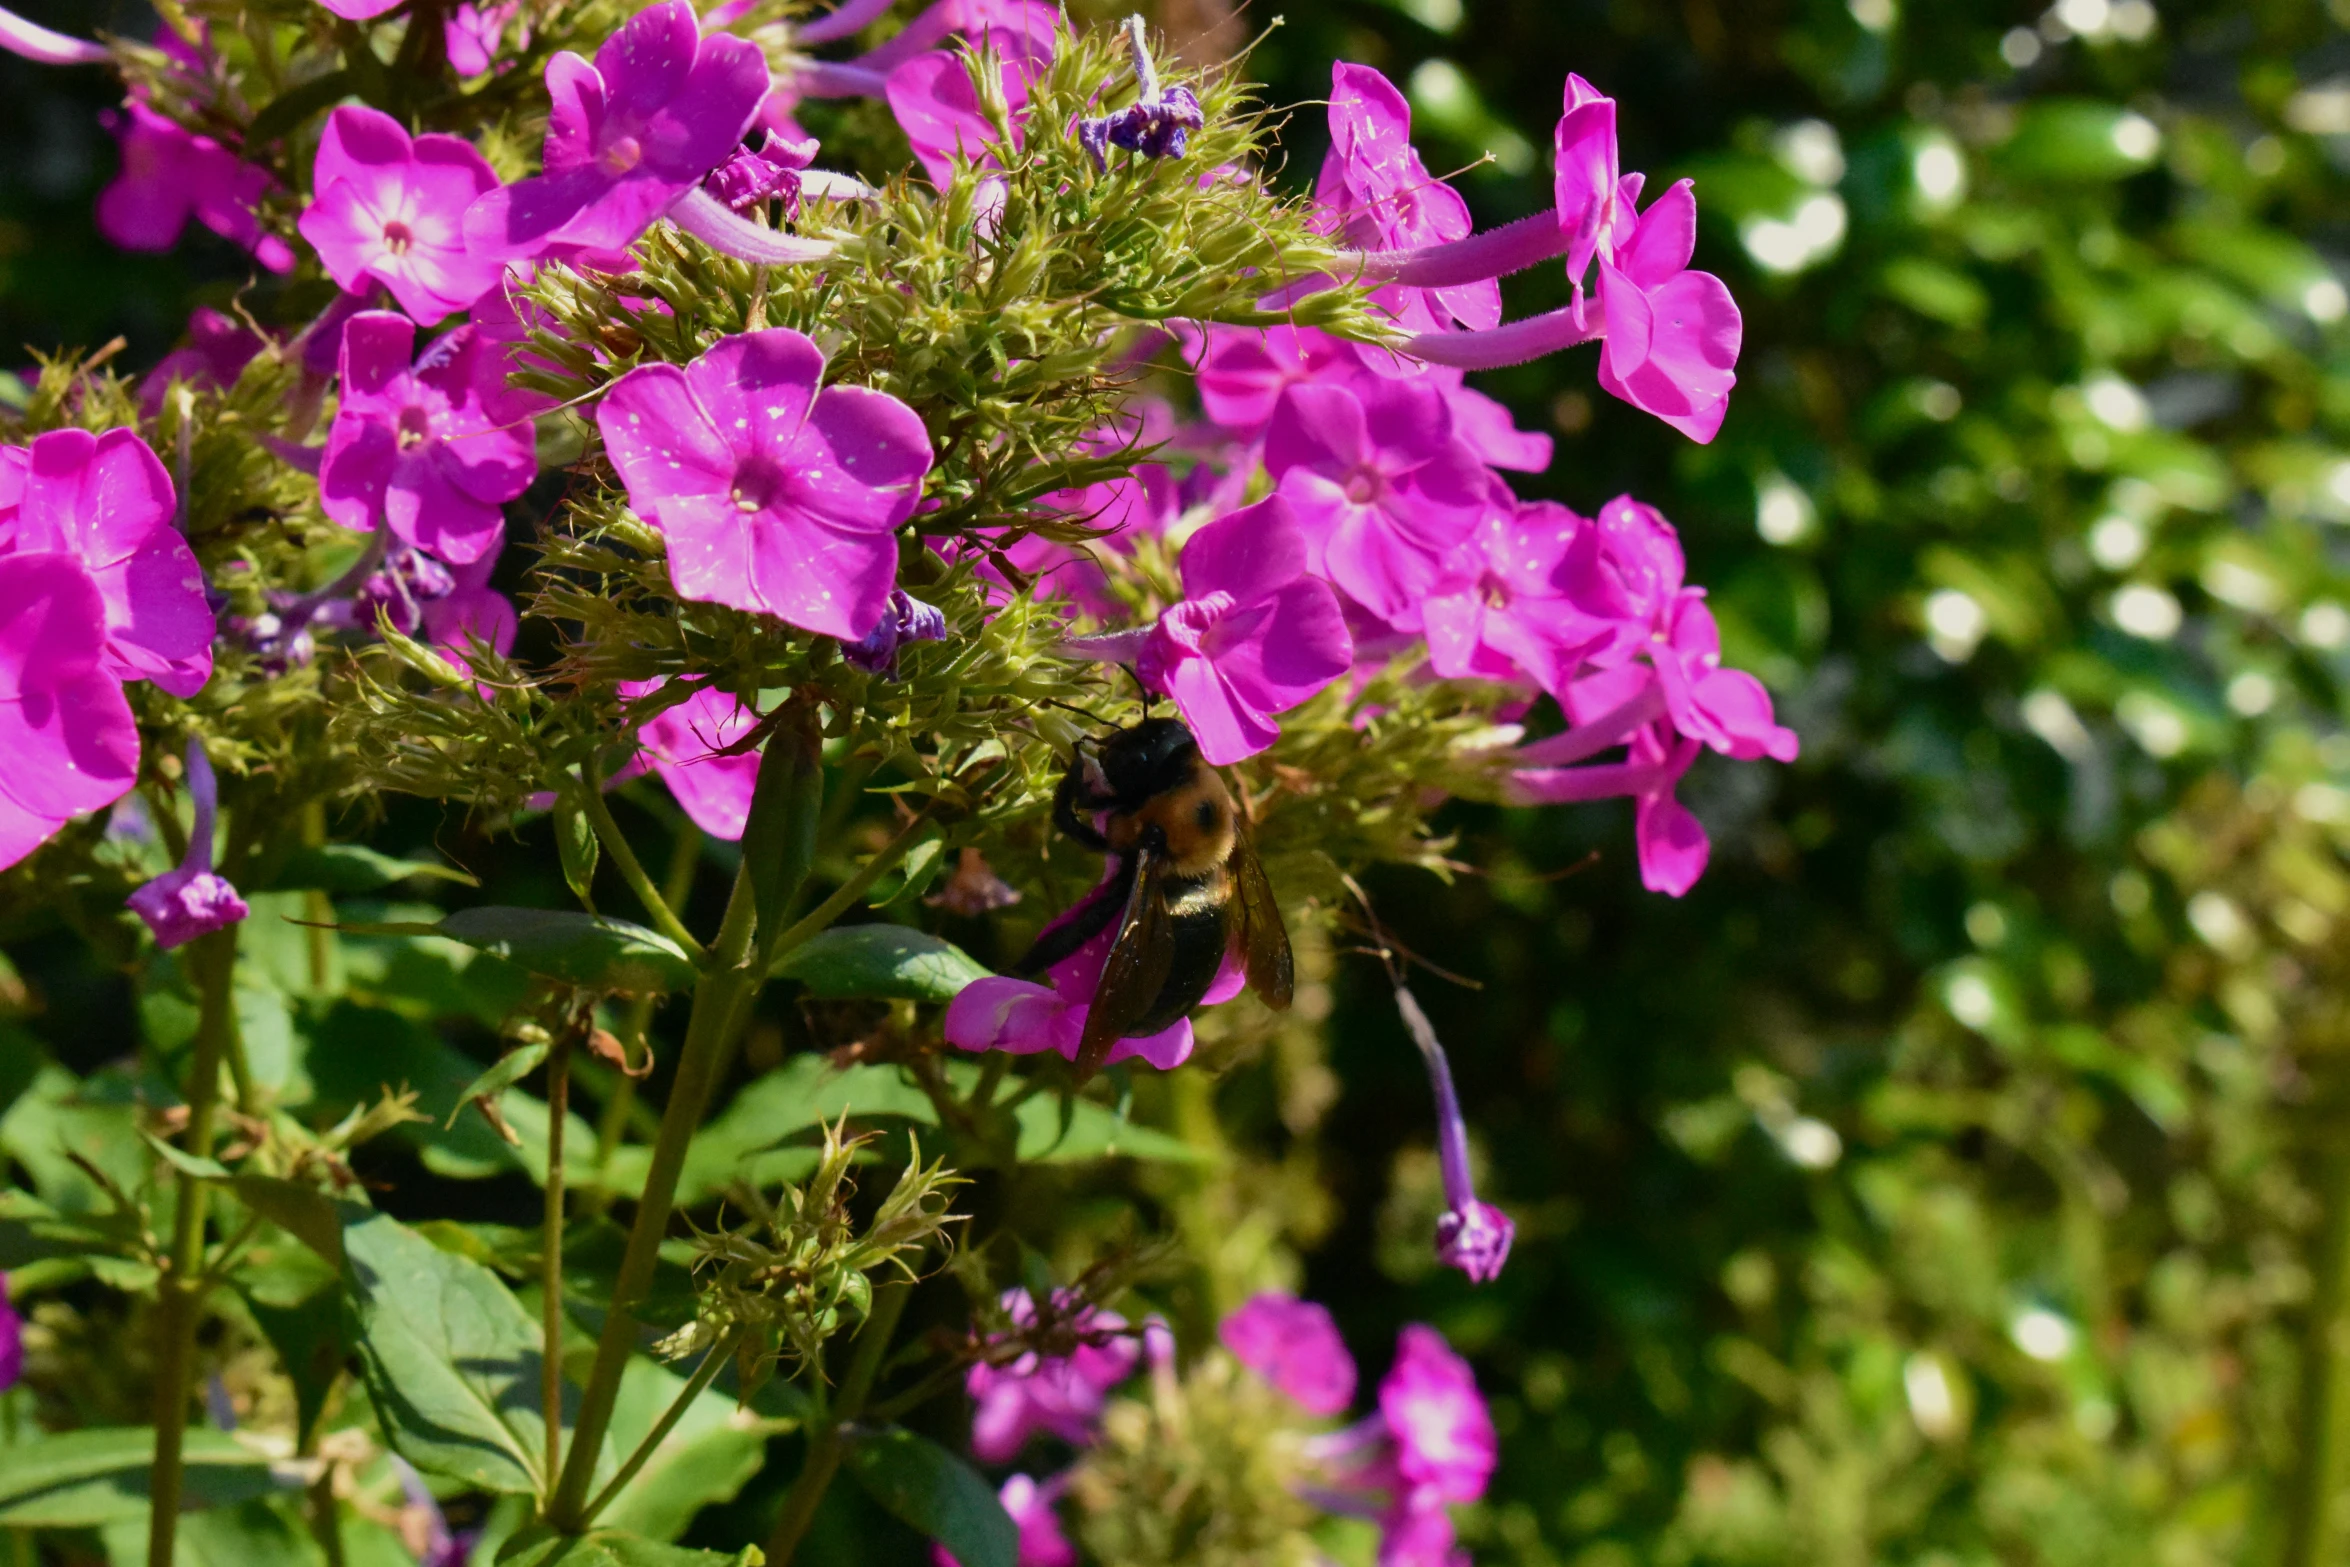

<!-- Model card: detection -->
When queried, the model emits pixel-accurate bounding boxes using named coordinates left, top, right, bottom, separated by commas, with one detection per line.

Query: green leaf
left=260, top=844, right=477, bottom=894
left=342, top=1206, right=551, bottom=1494
left=143, top=1129, right=231, bottom=1182
left=100, top=1497, right=322, bottom=1567
left=449, top=1040, right=552, bottom=1126
left=245, top=68, right=353, bottom=143
left=240, top=1276, right=348, bottom=1451
left=333, top=909, right=696, bottom=994
left=772, top=925, right=990, bottom=1002
left=1013, top=1094, right=1207, bottom=1164
left=594, top=1357, right=782, bottom=1541
left=0, top=1429, right=293, bottom=1525
left=846, top=1426, right=1017, bottom=1567
left=0, top=1188, right=143, bottom=1269
left=1995, top=99, right=2162, bottom=181
left=606, top=1056, right=942, bottom=1204
left=230, top=1175, right=345, bottom=1268
left=871, top=835, right=946, bottom=910
left=556, top=795, right=601, bottom=907
left=494, top=1529, right=760, bottom=1567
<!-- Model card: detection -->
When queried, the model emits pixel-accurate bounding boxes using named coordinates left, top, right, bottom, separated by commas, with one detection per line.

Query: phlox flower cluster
left=940, top=1289, right=1493, bottom=1567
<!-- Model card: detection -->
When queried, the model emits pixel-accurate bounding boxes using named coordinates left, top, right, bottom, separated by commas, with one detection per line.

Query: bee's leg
left=1015, top=853, right=1134, bottom=975
left=1052, top=763, right=1111, bottom=852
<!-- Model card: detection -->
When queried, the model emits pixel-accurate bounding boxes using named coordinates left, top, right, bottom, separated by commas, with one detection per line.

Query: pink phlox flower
left=852, top=0, right=1061, bottom=75
left=617, top=676, right=763, bottom=840
left=885, top=22, right=1057, bottom=187
left=1557, top=492, right=1687, bottom=668
left=1511, top=681, right=1709, bottom=896
left=421, top=549, right=518, bottom=666
left=1627, top=721, right=1707, bottom=896
left=139, top=307, right=266, bottom=413
left=464, top=1, right=771, bottom=259
left=316, top=0, right=401, bottom=18
left=0, top=1273, right=20, bottom=1391
left=1265, top=375, right=1493, bottom=629
left=1137, top=495, right=1353, bottom=766
left=1443, top=383, right=1552, bottom=473
left=1592, top=177, right=1742, bottom=443
left=445, top=1, right=522, bottom=78
left=1551, top=73, right=1631, bottom=289
left=1422, top=499, right=1607, bottom=695
left=0, top=552, right=140, bottom=873
left=1219, top=1292, right=1357, bottom=1416
left=0, top=427, right=213, bottom=697
left=705, top=131, right=820, bottom=215
left=1369, top=1326, right=1495, bottom=1504
left=299, top=106, right=503, bottom=324
left=944, top=869, right=1244, bottom=1071
left=932, top=1475, right=1076, bottom=1567
left=1014, top=403, right=1181, bottom=617
left=1648, top=591, right=1797, bottom=764
left=596, top=327, right=934, bottom=640
left=97, top=101, right=294, bottom=273
left=1317, top=63, right=1498, bottom=335
left=1180, top=323, right=1346, bottom=441
left=320, top=311, right=538, bottom=566
left=465, top=281, right=572, bottom=426
left=126, top=739, right=249, bottom=950
left=965, top=1288, right=1141, bottom=1462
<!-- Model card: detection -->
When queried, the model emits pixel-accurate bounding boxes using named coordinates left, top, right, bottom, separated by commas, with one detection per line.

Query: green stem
left=764, top=1280, right=913, bottom=1567
left=147, top=929, right=240, bottom=1567
left=594, top=825, right=705, bottom=1187
left=547, top=865, right=761, bottom=1531
left=541, top=1032, right=574, bottom=1502
left=580, top=1326, right=747, bottom=1528
left=763, top=809, right=940, bottom=969
left=575, top=766, right=709, bottom=965
left=303, top=1470, right=345, bottom=1567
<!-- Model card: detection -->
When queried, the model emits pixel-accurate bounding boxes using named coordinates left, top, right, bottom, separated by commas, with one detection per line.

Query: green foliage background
left=7, top=0, right=2350, bottom=1563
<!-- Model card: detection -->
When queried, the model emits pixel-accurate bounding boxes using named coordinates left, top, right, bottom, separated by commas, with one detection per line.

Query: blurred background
left=10, top=0, right=2350, bottom=1562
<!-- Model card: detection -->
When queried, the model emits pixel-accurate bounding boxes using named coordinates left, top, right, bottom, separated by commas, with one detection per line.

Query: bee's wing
left=1230, top=798, right=1294, bottom=1011
left=1076, top=843, right=1177, bottom=1080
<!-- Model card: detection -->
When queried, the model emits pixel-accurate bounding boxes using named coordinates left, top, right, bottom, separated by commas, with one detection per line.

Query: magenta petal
left=1264, top=382, right=1369, bottom=478
left=684, top=329, right=825, bottom=463
left=0, top=556, right=138, bottom=857
left=596, top=1, right=698, bottom=126
left=1220, top=1292, right=1357, bottom=1416
left=1635, top=787, right=1709, bottom=896
left=946, top=976, right=1069, bottom=1055
left=638, top=682, right=763, bottom=839
left=1638, top=267, right=1742, bottom=401
left=1553, top=78, right=1620, bottom=283
left=1446, top=386, right=1552, bottom=474
left=793, top=385, right=935, bottom=530
left=1597, top=260, right=1653, bottom=386
left=597, top=363, right=736, bottom=505
left=319, top=420, right=397, bottom=535
left=543, top=51, right=606, bottom=173
left=385, top=453, right=505, bottom=564
left=644, top=32, right=772, bottom=177
left=1177, top=495, right=1307, bottom=604
left=1163, top=653, right=1279, bottom=765
left=1620, top=178, right=1699, bottom=289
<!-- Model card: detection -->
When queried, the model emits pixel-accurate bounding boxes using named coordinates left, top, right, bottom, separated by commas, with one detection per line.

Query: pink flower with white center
left=931, top=1475, right=1076, bottom=1567
left=0, top=427, right=214, bottom=698
left=1221, top=1292, right=1357, bottom=1416
left=1422, top=498, right=1606, bottom=696
left=125, top=739, right=248, bottom=950
left=1592, top=178, right=1743, bottom=443
left=1375, top=1327, right=1495, bottom=1557
left=0, top=552, right=139, bottom=873
left=884, top=20, right=1057, bottom=187
left=97, top=102, right=293, bottom=273
left=965, top=1288, right=1141, bottom=1462
left=596, top=328, right=934, bottom=641
left=944, top=872, right=1243, bottom=1071
left=298, top=107, right=503, bottom=324
left=320, top=312, right=538, bottom=566
left=464, top=1, right=770, bottom=259
left=1265, top=376, right=1492, bottom=628
left=618, top=677, right=763, bottom=840
left=1317, top=64, right=1498, bottom=336
left=1137, top=496, right=1352, bottom=766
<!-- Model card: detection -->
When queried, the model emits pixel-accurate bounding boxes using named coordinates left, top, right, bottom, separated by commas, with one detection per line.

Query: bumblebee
left=1017, top=717, right=1293, bottom=1076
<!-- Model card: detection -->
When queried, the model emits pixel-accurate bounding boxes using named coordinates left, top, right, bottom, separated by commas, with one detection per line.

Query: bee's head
left=1094, top=717, right=1202, bottom=802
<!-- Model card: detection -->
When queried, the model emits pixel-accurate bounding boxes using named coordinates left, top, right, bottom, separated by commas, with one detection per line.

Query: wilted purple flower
left=464, top=1, right=770, bottom=259
left=1136, top=495, right=1352, bottom=766
left=1076, top=17, right=1202, bottom=171
left=320, top=312, right=538, bottom=566
left=298, top=107, right=504, bottom=324
left=98, top=102, right=293, bottom=273
left=596, top=328, right=933, bottom=641
left=843, top=589, right=948, bottom=676
left=127, top=740, right=249, bottom=951
left=1220, top=1293, right=1357, bottom=1416
left=705, top=132, right=819, bottom=216
left=1390, top=985, right=1512, bottom=1284
left=966, top=1288, right=1140, bottom=1462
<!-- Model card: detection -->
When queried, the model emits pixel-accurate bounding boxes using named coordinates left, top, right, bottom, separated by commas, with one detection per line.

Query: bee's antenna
left=1121, top=664, right=1154, bottom=710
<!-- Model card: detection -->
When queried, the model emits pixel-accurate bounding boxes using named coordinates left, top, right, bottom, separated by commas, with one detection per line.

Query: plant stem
left=764, top=1280, right=913, bottom=1567
left=147, top=928, right=241, bottom=1567
left=547, top=864, right=761, bottom=1530
left=580, top=1326, right=747, bottom=1528
left=541, top=1030, right=574, bottom=1501
left=594, top=825, right=704, bottom=1191
left=575, top=765, right=709, bottom=964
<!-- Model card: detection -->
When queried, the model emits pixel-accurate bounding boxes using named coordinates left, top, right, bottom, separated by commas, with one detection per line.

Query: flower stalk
left=764, top=1278, right=913, bottom=1566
